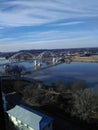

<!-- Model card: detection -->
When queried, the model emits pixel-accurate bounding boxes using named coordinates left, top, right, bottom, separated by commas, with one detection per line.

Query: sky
left=0, top=0, right=98, bottom=52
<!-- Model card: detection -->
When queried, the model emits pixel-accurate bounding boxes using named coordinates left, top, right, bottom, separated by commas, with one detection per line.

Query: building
left=7, top=105, right=53, bottom=130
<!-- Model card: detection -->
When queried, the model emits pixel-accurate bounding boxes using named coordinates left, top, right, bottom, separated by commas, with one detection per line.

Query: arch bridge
left=8, top=51, right=59, bottom=66
left=37, top=51, right=56, bottom=61
left=33, top=51, right=58, bottom=66
left=9, top=52, right=34, bottom=62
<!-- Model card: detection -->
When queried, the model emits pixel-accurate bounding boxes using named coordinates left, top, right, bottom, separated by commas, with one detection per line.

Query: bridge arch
left=37, top=51, right=56, bottom=63
left=9, top=52, right=34, bottom=62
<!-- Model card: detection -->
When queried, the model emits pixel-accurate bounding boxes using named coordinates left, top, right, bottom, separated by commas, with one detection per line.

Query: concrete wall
left=42, top=122, right=53, bottom=130
left=45, top=123, right=52, bottom=130
left=8, top=114, right=53, bottom=130
left=8, top=114, right=35, bottom=130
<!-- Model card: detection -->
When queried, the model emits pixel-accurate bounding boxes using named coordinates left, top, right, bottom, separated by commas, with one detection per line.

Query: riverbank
left=2, top=78, right=98, bottom=130
left=21, top=62, right=62, bottom=75
left=72, top=56, right=98, bottom=63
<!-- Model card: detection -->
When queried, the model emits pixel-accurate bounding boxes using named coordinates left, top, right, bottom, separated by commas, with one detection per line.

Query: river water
left=26, top=62, right=98, bottom=87
left=0, top=60, right=98, bottom=87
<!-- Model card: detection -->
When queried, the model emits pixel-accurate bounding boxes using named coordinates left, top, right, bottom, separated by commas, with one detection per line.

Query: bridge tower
left=52, top=57, right=56, bottom=64
left=34, top=60, right=37, bottom=66
left=34, top=60, right=41, bottom=67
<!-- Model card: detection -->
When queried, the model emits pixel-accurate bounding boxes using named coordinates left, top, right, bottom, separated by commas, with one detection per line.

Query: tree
left=71, top=88, right=97, bottom=122
left=56, top=81, right=65, bottom=92
left=65, top=81, right=87, bottom=94
left=4, top=65, right=23, bottom=77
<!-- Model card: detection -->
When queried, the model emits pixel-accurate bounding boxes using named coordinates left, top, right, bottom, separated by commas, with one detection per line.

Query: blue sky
left=0, top=0, right=98, bottom=52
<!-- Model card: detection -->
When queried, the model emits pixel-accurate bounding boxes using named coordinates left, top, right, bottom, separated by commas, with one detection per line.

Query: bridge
left=8, top=51, right=58, bottom=66
left=9, top=52, right=34, bottom=63
left=0, top=51, right=58, bottom=73
left=0, top=51, right=71, bottom=74
left=34, top=51, right=58, bottom=66
left=0, top=51, right=72, bottom=66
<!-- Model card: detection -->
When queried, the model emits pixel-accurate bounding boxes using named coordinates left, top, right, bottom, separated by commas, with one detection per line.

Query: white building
left=7, top=105, right=53, bottom=130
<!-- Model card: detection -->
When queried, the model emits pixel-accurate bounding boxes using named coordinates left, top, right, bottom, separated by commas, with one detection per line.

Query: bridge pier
left=34, top=60, right=41, bottom=67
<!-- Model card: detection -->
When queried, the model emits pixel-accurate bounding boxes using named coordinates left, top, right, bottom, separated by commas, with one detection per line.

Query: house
left=7, top=105, right=53, bottom=130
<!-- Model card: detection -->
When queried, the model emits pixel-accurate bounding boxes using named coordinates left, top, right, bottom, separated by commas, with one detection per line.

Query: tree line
left=11, top=79, right=98, bottom=123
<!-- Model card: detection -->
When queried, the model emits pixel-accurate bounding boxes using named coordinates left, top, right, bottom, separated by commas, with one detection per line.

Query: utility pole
left=0, top=78, right=6, bottom=130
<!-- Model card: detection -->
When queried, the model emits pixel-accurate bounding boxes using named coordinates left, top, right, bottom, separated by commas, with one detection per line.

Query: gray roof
left=7, top=105, right=52, bottom=130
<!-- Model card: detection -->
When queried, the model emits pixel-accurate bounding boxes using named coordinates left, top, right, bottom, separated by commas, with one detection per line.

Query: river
left=26, top=62, right=98, bottom=87
left=0, top=61, right=98, bottom=87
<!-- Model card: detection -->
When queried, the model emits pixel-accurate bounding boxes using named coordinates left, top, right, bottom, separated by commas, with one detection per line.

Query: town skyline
left=0, top=0, right=98, bottom=52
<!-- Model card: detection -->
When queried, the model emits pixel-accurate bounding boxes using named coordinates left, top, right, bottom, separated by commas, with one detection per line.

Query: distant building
left=7, top=105, right=53, bottom=130
left=0, top=57, right=6, bottom=60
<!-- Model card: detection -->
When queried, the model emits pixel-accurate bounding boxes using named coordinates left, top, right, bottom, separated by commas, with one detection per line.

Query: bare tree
left=56, top=81, right=65, bottom=92
left=71, top=88, right=97, bottom=122
left=4, top=65, right=23, bottom=77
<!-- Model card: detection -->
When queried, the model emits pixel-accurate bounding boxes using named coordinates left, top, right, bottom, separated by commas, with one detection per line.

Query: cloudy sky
left=0, top=0, right=98, bottom=52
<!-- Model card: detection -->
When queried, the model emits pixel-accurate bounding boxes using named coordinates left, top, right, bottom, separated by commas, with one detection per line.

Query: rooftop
left=7, top=104, right=53, bottom=130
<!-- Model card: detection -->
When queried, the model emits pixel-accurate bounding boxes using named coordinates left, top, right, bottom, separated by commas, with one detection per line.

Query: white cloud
left=0, top=0, right=98, bottom=51
left=0, top=29, right=95, bottom=44
left=0, top=36, right=97, bottom=52
left=12, top=29, right=95, bottom=41
left=0, top=0, right=98, bottom=27
left=50, top=21, right=85, bottom=26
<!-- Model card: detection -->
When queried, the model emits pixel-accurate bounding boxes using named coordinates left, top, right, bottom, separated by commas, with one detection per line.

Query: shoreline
left=0, top=57, right=98, bottom=76
left=21, top=62, right=62, bottom=75
left=71, top=56, right=98, bottom=63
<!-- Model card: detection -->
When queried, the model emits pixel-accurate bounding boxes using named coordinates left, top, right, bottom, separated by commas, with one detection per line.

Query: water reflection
left=26, top=62, right=98, bottom=87
left=0, top=60, right=98, bottom=87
